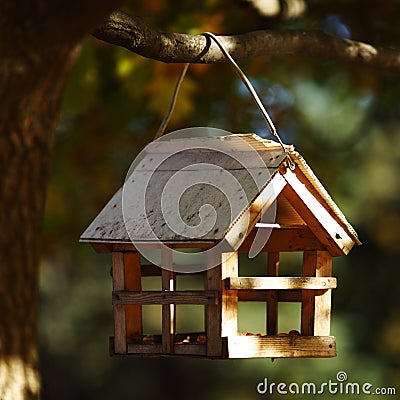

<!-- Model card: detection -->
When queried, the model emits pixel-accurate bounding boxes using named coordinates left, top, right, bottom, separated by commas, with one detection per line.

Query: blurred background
left=40, top=0, right=400, bottom=398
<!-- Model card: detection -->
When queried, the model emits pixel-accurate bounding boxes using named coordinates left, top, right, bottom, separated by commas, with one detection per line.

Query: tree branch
left=93, top=10, right=400, bottom=72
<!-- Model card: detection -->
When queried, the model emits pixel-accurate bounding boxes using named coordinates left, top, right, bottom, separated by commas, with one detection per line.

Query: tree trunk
left=0, top=40, right=80, bottom=400
left=0, top=1, right=121, bottom=398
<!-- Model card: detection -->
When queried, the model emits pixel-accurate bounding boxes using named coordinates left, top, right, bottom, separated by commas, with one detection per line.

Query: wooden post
left=301, top=250, right=333, bottom=336
left=266, top=252, right=279, bottom=335
left=221, top=252, right=238, bottom=338
left=301, top=251, right=316, bottom=336
left=162, top=247, right=175, bottom=354
left=314, top=251, right=332, bottom=336
left=205, top=251, right=238, bottom=357
left=112, top=252, right=127, bottom=354
left=205, top=264, right=222, bottom=357
left=124, top=252, right=142, bottom=344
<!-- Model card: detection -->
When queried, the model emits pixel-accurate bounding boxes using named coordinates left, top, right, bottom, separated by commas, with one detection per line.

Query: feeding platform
left=80, top=134, right=360, bottom=359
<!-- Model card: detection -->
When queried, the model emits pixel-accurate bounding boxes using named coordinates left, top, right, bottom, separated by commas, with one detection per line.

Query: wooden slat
left=112, top=252, right=126, bottom=354
left=141, top=264, right=206, bottom=276
left=162, top=248, right=175, bottom=354
left=228, top=335, right=336, bottom=358
left=112, top=242, right=214, bottom=252
left=282, top=169, right=355, bottom=256
left=240, top=226, right=325, bottom=252
left=301, top=251, right=316, bottom=336
left=221, top=252, right=238, bottom=338
left=266, top=252, right=279, bottom=335
left=124, top=252, right=142, bottom=344
left=174, top=344, right=207, bottom=356
left=226, top=277, right=336, bottom=290
left=99, top=225, right=325, bottom=254
left=205, top=265, right=222, bottom=357
left=314, top=251, right=333, bottom=336
left=113, top=338, right=211, bottom=358
left=239, top=289, right=303, bottom=302
left=127, top=343, right=162, bottom=354
left=113, top=290, right=218, bottom=305
left=292, top=165, right=360, bottom=246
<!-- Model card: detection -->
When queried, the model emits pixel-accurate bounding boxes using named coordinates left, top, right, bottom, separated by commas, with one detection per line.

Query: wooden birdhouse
left=80, top=133, right=360, bottom=359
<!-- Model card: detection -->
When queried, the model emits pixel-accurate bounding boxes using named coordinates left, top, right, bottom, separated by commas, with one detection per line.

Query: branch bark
left=93, top=10, right=400, bottom=72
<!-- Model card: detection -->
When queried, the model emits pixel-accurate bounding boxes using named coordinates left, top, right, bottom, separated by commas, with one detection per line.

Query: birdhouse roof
left=80, top=134, right=360, bottom=256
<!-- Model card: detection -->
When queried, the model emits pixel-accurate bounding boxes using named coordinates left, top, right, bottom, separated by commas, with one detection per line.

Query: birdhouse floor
left=109, top=333, right=336, bottom=359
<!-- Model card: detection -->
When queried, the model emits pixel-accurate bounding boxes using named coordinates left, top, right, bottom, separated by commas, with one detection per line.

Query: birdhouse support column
left=112, top=252, right=142, bottom=354
left=205, top=251, right=238, bottom=357
left=301, top=250, right=333, bottom=336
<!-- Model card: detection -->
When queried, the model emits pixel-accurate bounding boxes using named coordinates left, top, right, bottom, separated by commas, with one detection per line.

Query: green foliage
left=41, top=1, right=400, bottom=398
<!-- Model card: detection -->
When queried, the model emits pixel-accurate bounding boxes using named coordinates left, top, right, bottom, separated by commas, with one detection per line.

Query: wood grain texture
left=205, top=265, right=222, bottom=357
left=282, top=169, right=355, bottom=256
left=238, top=289, right=303, bottom=302
left=314, top=251, right=333, bottom=336
left=226, top=277, right=336, bottom=290
left=301, top=251, right=317, bottom=336
left=228, top=335, right=336, bottom=358
left=124, top=252, right=142, bottom=344
left=112, top=252, right=127, bottom=354
left=113, top=290, right=218, bottom=305
left=221, top=252, right=238, bottom=338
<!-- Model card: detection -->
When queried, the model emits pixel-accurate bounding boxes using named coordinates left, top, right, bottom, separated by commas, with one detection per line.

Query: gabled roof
left=80, top=134, right=360, bottom=256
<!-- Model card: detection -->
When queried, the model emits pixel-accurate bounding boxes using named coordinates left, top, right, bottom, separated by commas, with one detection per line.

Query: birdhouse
left=80, top=133, right=360, bottom=359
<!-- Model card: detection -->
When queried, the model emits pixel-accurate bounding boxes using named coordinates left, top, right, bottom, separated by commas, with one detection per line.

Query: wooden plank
left=301, top=251, right=316, bottom=336
left=112, top=252, right=126, bottom=354
left=174, top=344, right=207, bottom=356
left=228, top=335, right=336, bottom=358
left=205, top=263, right=222, bottom=357
left=226, top=277, right=336, bottom=290
left=239, top=289, right=303, bottom=302
left=291, top=165, right=361, bottom=246
left=124, top=252, right=142, bottom=344
left=162, top=248, right=175, bottom=354
left=266, top=252, right=279, bottom=335
left=221, top=252, right=238, bottom=338
left=113, top=290, right=218, bottom=305
left=314, top=251, right=333, bottom=336
left=127, top=343, right=162, bottom=354
left=239, top=227, right=325, bottom=252
left=112, top=242, right=215, bottom=252
left=281, top=169, right=356, bottom=256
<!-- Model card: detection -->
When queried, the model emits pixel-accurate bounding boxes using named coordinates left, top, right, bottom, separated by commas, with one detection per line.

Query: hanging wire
left=203, top=32, right=295, bottom=169
left=153, top=33, right=295, bottom=169
left=154, top=63, right=190, bottom=140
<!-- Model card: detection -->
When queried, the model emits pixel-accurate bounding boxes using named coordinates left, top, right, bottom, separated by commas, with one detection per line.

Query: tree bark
left=0, top=2, right=121, bottom=399
left=93, top=10, right=400, bottom=72
left=0, top=42, right=80, bottom=400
